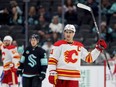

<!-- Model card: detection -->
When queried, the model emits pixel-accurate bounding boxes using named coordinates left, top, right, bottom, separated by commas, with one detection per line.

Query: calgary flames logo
left=64, top=50, right=78, bottom=63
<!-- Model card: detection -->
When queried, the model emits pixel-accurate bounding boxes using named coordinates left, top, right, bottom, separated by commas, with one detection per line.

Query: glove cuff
left=96, top=45, right=104, bottom=52
left=49, top=70, right=57, bottom=76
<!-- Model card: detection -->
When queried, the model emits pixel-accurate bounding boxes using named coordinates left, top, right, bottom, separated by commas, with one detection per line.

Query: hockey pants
left=55, top=79, right=79, bottom=87
left=22, top=76, right=42, bottom=87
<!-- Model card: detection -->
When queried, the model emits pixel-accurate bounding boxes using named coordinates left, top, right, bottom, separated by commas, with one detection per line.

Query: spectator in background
left=44, top=31, right=53, bottom=42
left=107, top=1, right=116, bottom=16
left=0, top=0, right=22, bottom=25
left=54, top=5, right=63, bottom=23
left=63, top=0, right=77, bottom=12
left=92, top=21, right=113, bottom=42
left=42, top=38, right=53, bottom=60
left=35, top=15, right=50, bottom=45
left=49, top=16, right=63, bottom=34
left=37, top=5, right=52, bottom=22
left=64, top=0, right=78, bottom=24
left=52, top=32, right=60, bottom=43
left=10, top=0, right=23, bottom=15
left=36, top=15, right=49, bottom=32
left=101, top=0, right=111, bottom=14
left=85, top=0, right=98, bottom=17
left=82, top=0, right=98, bottom=28
left=9, top=7, right=23, bottom=25
left=64, top=7, right=78, bottom=24
left=28, top=6, right=38, bottom=25
left=101, top=0, right=111, bottom=25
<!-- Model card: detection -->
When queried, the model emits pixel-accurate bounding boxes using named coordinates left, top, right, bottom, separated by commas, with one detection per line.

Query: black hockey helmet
left=30, top=34, right=39, bottom=41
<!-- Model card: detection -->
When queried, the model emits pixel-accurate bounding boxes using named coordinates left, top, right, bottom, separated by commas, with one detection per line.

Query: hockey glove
left=39, top=72, right=46, bottom=81
left=17, top=69, right=22, bottom=76
left=48, top=70, right=58, bottom=85
left=96, top=39, right=107, bottom=52
left=17, top=62, right=24, bottom=76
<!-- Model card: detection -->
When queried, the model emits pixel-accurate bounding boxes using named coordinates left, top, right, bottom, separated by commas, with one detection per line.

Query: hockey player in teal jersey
left=17, top=34, right=47, bottom=87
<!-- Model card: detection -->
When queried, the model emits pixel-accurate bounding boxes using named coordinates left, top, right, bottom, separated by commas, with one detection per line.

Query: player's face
left=64, top=30, right=75, bottom=42
left=3, top=40, right=11, bottom=46
left=30, top=38, right=38, bottom=47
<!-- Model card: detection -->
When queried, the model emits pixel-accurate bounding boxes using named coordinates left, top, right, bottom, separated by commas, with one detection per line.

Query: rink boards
left=0, top=65, right=115, bottom=87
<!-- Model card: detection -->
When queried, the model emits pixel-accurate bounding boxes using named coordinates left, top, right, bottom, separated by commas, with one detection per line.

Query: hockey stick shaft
left=77, top=3, right=112, bottom=77
left=90, top=11, right=100, bottom=37
left=90, top=9, right=112, bottom=77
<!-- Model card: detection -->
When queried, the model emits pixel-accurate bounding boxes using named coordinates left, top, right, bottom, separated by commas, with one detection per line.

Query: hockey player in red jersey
left=48, top=24, right=107, bottom=87
left=0, top=35, right=20, bottom=87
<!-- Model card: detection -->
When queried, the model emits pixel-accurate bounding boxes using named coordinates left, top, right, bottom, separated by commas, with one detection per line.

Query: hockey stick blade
left=77, top=3, right=91, bottom=11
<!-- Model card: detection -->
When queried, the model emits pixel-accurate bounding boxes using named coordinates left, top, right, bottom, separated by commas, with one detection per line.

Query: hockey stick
left=77, top=3, right=113, bottom=77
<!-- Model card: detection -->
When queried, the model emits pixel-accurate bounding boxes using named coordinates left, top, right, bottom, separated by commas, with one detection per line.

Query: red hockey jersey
left=0, top=41, right=20, bottom=71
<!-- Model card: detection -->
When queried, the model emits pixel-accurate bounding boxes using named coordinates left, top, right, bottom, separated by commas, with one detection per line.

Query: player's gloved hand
left=48, top=70, right=57, bottom=85
left=17, top=62, right=24, bottom=76
left=17, top=69, right=22, bottom=76
left=39, top=72, right=45, bottom=81
left=96, top=39, right=107, bottom=52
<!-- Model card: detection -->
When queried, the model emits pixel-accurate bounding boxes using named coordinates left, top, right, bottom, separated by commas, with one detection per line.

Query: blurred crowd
left=0, top=0, right=116, bottom=65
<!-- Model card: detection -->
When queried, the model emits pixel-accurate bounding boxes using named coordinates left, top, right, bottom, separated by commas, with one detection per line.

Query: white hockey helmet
left=64, top=24, right=76, bottom=32
left=3, top=35, right=13, bottom=42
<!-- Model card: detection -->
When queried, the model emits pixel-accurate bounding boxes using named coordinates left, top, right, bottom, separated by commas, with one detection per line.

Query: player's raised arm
left=81, top=39, right=107, bottom=63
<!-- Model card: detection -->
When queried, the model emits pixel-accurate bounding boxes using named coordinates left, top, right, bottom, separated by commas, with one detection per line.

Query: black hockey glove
left=17, top=62, right=24, bottom=76
left=39, top=72, right=46, bottom=81
left=17, top=69, right=22, bottom=76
